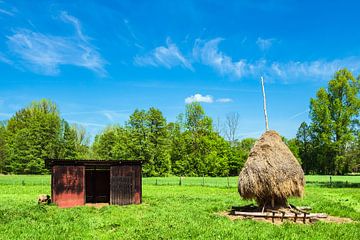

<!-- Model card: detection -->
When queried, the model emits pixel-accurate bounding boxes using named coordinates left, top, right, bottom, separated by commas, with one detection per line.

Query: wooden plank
left=233, top=211, right=327, bottom=219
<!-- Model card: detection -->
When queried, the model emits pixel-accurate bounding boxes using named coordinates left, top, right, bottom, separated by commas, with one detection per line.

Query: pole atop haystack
left=237, top=77, right=305, bottom=209
left=261, top=76, right=269, bottom=131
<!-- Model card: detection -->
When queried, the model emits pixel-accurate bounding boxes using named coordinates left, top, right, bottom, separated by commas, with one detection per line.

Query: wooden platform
left=230, top=205, right=327, bottom=224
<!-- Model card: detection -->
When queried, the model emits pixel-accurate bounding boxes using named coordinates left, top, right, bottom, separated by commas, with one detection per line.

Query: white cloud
left=256, top=37, right=275, bottom=51
left=185, top=93, right=213, bottom=104
left=134, top=38, right=193, bottom=70
left=6, top=12, right=106, bottom=76
left=184, top=94, right=232, bottom=104
left=216, top=98, right=233, bottom=103
left=193, top=38, right=249, bottom=78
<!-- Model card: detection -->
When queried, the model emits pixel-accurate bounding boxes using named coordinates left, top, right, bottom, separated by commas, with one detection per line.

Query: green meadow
left=0, top=175, right=359, bottom=240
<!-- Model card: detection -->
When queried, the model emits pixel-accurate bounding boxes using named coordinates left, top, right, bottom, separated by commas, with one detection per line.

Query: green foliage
left=5, top=99, right=62, bottom=173
left=3, top=99, right=91, bottom=174
left=0, top=121, right=7, bottom=173
left=169, top=103, right=231, bottom=177
left=228, top=138, right=256, bottom=176
left=298, top=69, right=360, bottom=174
left=125, top=108, right=171, bottom=176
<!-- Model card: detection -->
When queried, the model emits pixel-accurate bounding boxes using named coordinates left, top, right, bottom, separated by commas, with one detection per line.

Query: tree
left=0, top=121, right=7, bottom=173
left=126, top=108, right=171, bottom=176
left=296, top=122, right=315, bottom=174
left=168, top=121, right=187, bottom=175
left=309, top=69, right=360, bottom=174
left=59, top=120, right=77, bottom=159
left=6, top=99, right=62, bottom=173
left=72, top=124, right=91, bottom=159
left=185, top=102, right=213, bottom=134
left=171, top=103, right=232, bottom=176
left=92, top=126, right=119, bottom=160
left=145, top=107, right=171, bottom=176
left=224, top=112, right=240, bottom=144
left=228, top=138, right=256, bottom=176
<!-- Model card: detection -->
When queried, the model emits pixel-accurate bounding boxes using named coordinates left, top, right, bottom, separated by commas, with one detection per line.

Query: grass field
left=0, top=175, right=359, bottom=239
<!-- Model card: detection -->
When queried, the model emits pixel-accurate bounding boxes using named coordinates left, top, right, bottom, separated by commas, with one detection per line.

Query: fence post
left=329, top=176, right=332, bottom=187
left=202, top=175, right=205, bottom=186
left=179, top=176, right=182, bottom=186
left=227, top=176, right=230, bottom=188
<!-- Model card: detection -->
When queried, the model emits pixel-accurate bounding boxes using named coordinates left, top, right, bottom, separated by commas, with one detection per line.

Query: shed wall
left=52, top=165, right=85, bottom=208
left=110, top=165, right=142, bottom=205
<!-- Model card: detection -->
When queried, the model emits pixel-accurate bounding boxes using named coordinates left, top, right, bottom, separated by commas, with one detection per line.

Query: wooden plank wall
left=52, top=165, right=85, bottom=208
left=110, top=165, right=141, bottom=205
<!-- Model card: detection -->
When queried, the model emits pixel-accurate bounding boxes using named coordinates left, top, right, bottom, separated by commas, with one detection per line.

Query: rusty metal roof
left=45, top=159, right=142, bottom=169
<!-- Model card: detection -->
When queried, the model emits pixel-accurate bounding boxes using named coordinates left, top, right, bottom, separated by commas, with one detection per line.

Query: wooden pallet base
left=231, top=205, right=327, bottom=224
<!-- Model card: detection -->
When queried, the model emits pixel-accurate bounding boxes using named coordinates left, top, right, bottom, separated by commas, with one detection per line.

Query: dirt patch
left=218, top=211, right=354, bottom=225
left=85, top=203, right=110, bottom=208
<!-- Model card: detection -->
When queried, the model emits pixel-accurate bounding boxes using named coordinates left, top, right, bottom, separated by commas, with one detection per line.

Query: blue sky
left=1, top=0, right=360, bottom=140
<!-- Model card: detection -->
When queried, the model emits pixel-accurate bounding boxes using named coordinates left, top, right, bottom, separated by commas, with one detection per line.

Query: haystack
left=238, top=130, right=305, bottom=208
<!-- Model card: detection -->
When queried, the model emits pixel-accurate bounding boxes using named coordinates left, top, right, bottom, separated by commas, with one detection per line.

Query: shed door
left=52, top=165, right=85, bottom=208
left=110, top=165, right=135, bottom=205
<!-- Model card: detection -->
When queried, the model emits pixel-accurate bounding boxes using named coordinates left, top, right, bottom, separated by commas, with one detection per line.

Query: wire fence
left=0, top=175, right=359, bottom=188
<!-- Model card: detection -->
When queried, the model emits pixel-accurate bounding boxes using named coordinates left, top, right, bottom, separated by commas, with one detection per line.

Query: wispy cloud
left=60, top=11, right=86, bottom=41
left=0, top=52, right=12, bottom=65
left=184, top=93, right=232, bottom=104
left=256, top=37, right=275, bottom=51
left=6, top=12, right=106, bottom=76
left=193, top=38, right=250, bottom=78
left=134, top=36, right=360, bottom=82
left=0, top=8, right=14, bottom=16
left=101, top=110, right=128, bottom=122
left=193, top=38, right=360, bottom=81
left=0, top=112, right=11, bottom=117
left=62, top=110, right=129, bottom=123
left=134, top=38, right=193, bottom=70
left=267, top=58, right=360, bottom=81
left=67, top=120, right=106, bottom=128
left=216, top=98, right=233, bottom=103
left=288, top=109, right=309, bottom=120
left=0, top=1, right=17, bottom=17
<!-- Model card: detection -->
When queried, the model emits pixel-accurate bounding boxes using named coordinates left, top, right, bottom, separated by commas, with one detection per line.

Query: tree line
left=0, top=100, right=255, bottom=175
left=0, top=68, right=358, bottom=175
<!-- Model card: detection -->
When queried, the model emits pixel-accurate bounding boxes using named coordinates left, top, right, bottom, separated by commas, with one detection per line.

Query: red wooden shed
left=45, top=160, right=142, bottom=208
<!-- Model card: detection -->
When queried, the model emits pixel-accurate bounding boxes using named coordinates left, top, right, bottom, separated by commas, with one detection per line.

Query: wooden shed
left=45, top=160, right=142, bottom=208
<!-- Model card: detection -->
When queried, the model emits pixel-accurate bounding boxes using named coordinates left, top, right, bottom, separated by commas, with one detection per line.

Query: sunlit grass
left=0, top=175, right=359, bottom=239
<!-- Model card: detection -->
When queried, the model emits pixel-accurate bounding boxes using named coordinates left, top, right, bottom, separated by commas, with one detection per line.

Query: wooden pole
left=261, top=76, right=269, bottom=131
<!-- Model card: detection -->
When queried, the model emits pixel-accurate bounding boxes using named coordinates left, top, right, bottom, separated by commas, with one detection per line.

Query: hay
left=238, top=130, right=305, bottom=207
